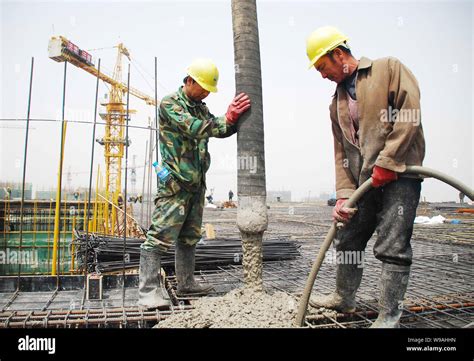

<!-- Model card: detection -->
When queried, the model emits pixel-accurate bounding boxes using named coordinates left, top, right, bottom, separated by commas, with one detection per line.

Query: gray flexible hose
left=295, top=165, right=474, bottom=327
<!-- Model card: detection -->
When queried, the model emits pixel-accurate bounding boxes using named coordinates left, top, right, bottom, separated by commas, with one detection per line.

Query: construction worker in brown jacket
left=306, top=26, right=426, bottom=328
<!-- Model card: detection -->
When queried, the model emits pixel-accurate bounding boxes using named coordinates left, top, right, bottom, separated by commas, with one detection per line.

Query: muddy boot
left=175, top=242, right=213, bottom=296
left=309, top=263, right=363, bottom=313
left=137, top=248, right=171, bottom=309
left=371, top=263, right=410, bottom=328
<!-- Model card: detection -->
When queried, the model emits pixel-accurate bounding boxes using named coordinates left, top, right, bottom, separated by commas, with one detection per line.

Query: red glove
left=371, top=165, right=398, bottom=188
left=332, top=198, right=357, bottom=223
left=225, top=93, right=251, bottom=125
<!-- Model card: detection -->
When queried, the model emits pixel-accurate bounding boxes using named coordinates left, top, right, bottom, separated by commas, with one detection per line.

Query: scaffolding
left=0, top=199, right=84, bottom=275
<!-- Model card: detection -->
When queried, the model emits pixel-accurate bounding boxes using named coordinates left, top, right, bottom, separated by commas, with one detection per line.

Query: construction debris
left=222, top=201, right=237, bottom=209
left=414, top=215, right=446, bottom=224
left=457, top=208, right=474, bottom=214
left=204, top=223, right=216, bottom=239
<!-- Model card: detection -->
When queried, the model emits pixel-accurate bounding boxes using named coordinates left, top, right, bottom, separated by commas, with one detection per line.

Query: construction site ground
left=0, top=202, right=472, bottom=328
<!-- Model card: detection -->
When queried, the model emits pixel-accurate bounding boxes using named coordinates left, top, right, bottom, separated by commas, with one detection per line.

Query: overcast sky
left=1, top=0, right=472, bottom=202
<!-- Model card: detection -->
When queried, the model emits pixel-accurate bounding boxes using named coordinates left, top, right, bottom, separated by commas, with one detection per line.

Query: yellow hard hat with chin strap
left=186, top=58, right=219, bottom=93
left=306, top=26, right=349, bottom=69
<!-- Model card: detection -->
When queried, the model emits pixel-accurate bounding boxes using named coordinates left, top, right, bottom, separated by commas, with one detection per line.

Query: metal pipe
left=154, top=57, right=160, bottom=185
left=81, top=58, right=101, bottom=307
left=304, top=302, right=474, bottom=322
left=0, top=313, right=181, bottom=328
left=93, top=164, right=100, bottom=233
left=0, top=117, right=161, bottom=132
left=146, top=125, right=153, bottom=223
left=16, top=57, right=35, bottom=290
left=96, top=193, right=141, bottom=226
left=140, top=139, right=148, bottom=226
left=295, top=165, right=474, bottom=326
left=52, top=61, right=68, bottom=279
left=122, top=63, right=131, bottom=305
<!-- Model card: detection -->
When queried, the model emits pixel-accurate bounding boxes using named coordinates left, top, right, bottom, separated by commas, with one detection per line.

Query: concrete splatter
left=155, top=288, right=298, bottom=328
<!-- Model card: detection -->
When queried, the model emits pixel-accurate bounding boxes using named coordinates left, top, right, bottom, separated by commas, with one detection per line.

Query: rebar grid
left=160, top=229, right=473, bottom=329
left=0, top=203, right=472, bottom=328
left=0, top=305, right=194, bottom=328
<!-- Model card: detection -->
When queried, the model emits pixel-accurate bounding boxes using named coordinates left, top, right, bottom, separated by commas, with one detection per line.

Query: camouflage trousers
left=141, top=177, right=205, bottom=253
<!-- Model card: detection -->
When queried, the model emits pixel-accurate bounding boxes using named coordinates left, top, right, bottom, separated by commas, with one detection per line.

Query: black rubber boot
left=309, top=263, right=363, bottom=313
left=175, top=242, right=213, bottom=296
left=370, top=263, right=410, bottom=328
left=137, top=248, right=171, bottom=309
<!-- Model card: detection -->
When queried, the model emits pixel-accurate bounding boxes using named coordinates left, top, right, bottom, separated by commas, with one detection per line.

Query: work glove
left=371, top=165, right=398, bottom=188
left=225, top=93, right=251, bottom=125
left=332, top=198, right=357, bottom=223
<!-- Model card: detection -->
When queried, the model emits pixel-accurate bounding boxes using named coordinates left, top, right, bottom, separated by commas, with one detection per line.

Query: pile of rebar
left=73, top=231, right=300, bottom=274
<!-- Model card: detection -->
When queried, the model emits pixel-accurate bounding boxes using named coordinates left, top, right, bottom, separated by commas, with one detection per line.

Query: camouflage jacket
left=158, top=87, right=236, bottom=192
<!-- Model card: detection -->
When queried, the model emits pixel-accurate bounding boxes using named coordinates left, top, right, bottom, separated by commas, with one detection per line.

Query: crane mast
left=48, top=36, right=157, bottom=235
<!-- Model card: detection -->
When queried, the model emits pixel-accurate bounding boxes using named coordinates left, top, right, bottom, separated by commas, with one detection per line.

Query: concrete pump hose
left=295, top=165, right=474, bottom=327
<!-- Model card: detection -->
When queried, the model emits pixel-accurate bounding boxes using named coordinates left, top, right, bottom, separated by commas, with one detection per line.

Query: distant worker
left=306, top=26, right=425, bottom=328
left=459, top=192, right=465, bottom=204
left=138, top=58, right=251, bottom=309
left=117, top=193, right=124, bottom=209
left=228, top=189, right=234, bottom=202
left=206, top=193, right=214, bottom=205
left=206, top=188, right=214, bottom=204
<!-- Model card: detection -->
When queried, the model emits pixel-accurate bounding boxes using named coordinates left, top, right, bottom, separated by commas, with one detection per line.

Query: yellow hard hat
left=186, top=58, right=219, bottom=93
left=306, top=26, right=349, bottom=69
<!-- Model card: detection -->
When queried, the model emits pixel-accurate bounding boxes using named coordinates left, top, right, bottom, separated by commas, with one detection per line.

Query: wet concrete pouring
left=0, top=202, right=473, bottom=328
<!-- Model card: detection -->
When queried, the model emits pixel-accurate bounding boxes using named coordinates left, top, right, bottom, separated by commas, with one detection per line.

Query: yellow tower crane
left=48, top=35, right=157, bottom=236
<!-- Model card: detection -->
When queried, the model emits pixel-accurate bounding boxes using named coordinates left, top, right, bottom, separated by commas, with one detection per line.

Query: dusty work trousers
left=334, top=178, right=422, bottom=266
left=141, top=177, right=205, bottom=253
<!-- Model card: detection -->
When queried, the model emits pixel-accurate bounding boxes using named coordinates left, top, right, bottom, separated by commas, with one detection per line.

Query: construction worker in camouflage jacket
left=138, top=58, right=251, bottom=309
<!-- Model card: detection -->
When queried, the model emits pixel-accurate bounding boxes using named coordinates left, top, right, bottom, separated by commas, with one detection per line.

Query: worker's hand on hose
left=371, top=165, right=398, bottom=188
left=332, top=198, right=357, bottom=223
left=225, top=93, right=251, bottom=125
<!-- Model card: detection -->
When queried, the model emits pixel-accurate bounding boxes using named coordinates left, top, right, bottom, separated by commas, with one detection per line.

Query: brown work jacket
left=330, top=56, right=425, bottom=199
